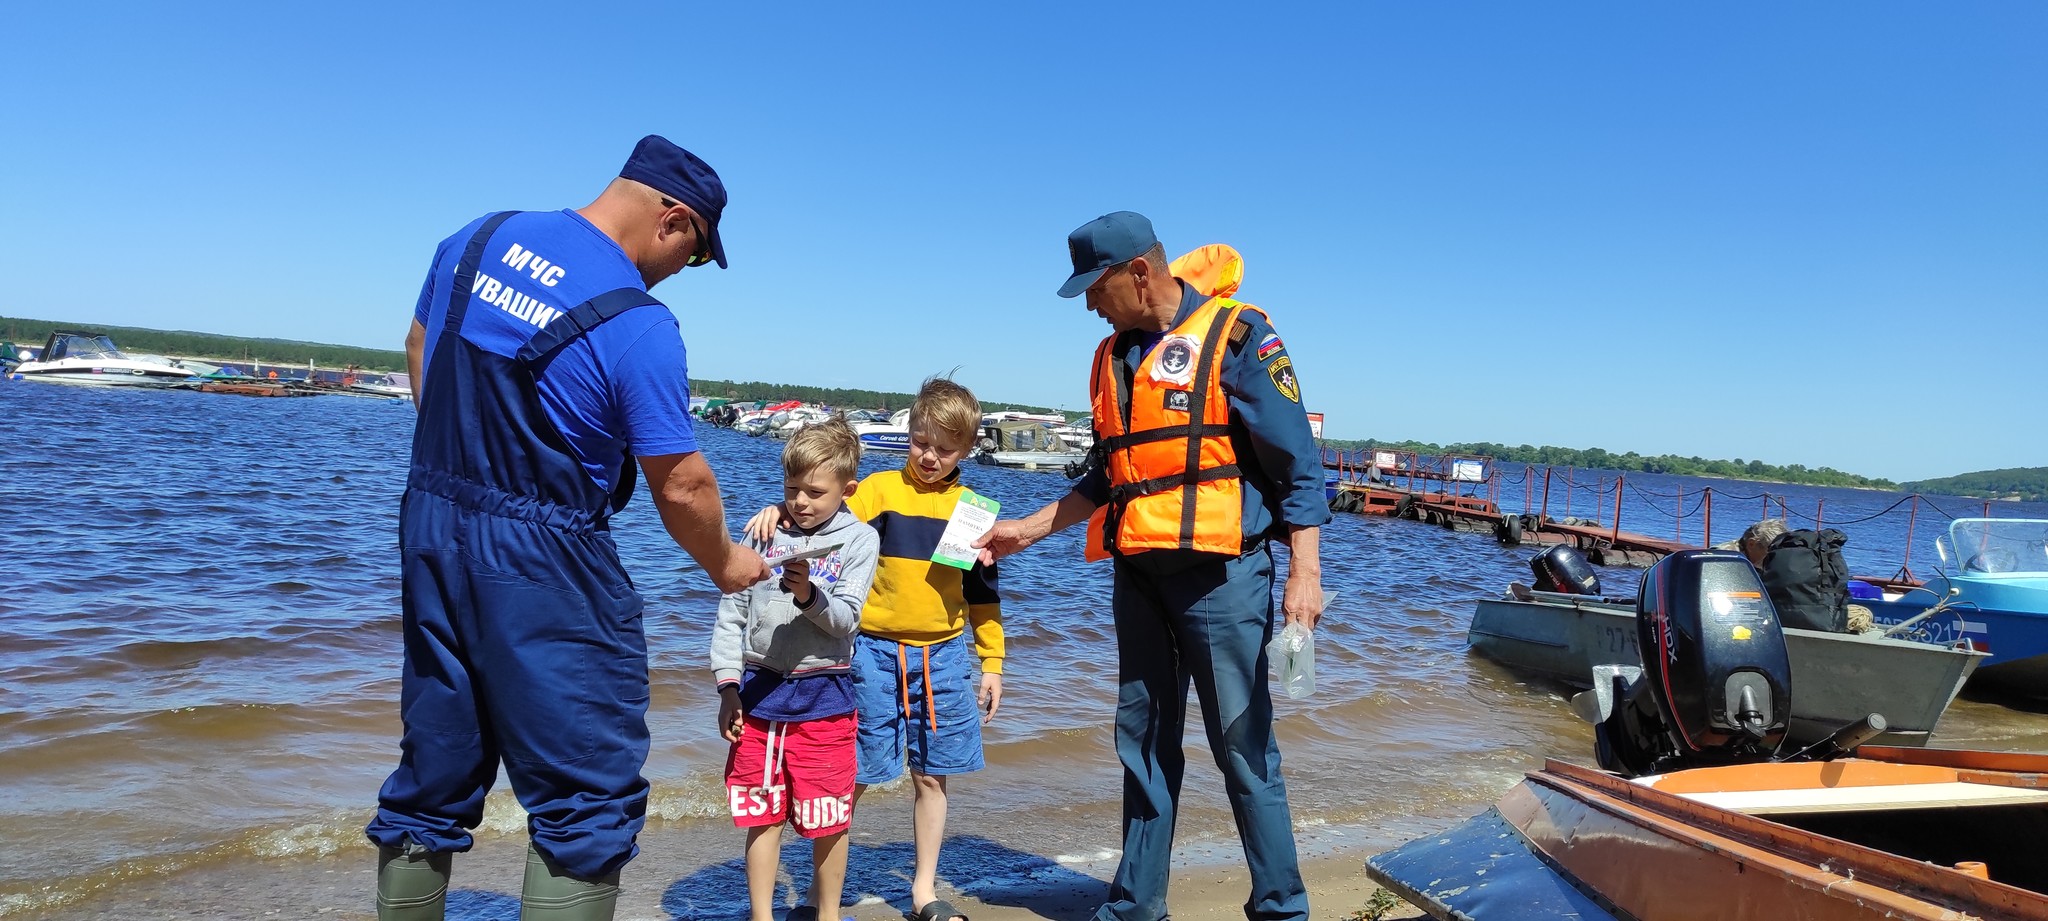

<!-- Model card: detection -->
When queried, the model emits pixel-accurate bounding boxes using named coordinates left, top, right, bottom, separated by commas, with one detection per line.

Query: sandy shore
left=25, top=791, right=1430, bottom=920
left=36, top=851, right=1422, bottom=921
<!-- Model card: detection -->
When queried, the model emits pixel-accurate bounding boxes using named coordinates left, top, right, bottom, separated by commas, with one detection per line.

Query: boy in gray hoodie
left=711, top=416, right=878, bottom=921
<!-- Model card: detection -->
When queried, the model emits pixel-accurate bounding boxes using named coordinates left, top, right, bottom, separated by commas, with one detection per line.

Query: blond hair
left=908, top=376, right=981, bottom=449
left=1739, top=519, right=1789, bottom=567
left=783, top=415, right=862, bottom=482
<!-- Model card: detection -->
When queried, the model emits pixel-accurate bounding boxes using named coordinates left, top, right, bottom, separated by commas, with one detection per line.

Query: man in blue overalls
left=979, top=213, right=1329, bottom=921
left=366, top=135, right=772, bottom=920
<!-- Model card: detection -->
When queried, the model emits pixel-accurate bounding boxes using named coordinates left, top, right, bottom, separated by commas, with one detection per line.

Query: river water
left=3, top=381, right=2045, bottom=918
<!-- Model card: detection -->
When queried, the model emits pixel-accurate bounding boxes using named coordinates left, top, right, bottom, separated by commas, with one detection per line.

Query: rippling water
left=3, top=381, right=2045, bottom=917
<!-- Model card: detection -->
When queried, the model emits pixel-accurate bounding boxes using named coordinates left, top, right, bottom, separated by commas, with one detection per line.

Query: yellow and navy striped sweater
left=846, top=465, right=1004, bottom=673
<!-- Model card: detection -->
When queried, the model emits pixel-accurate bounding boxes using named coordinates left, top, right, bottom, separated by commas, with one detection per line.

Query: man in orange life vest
left=977, top=212, right=1327, bottom=921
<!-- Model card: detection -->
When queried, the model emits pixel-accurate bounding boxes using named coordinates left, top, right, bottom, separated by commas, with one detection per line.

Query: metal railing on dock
left=1324, top=450, right=2002, bottom=583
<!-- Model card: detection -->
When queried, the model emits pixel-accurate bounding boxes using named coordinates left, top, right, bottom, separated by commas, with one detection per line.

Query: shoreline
left=16, top=795, right=1437, bottom=920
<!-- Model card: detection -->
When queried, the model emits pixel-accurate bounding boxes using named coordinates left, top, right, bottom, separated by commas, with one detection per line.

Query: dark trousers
left=1096, top=544, right=1308, bottom=921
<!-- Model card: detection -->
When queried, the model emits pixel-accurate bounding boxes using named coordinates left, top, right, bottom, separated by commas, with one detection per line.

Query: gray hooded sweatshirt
left=710, top=506, right=879, bottom=688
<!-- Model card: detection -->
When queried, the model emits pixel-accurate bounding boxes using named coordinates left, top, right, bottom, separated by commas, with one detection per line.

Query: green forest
left=1320, top=437, right=1898, bottom=490
left=2, top=316, right=408, bottom=372
left=1900, top=467, right=2048, bottom=503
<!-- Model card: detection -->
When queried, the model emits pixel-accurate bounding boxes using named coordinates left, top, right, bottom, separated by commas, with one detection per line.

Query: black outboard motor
left=1529, top=545, right=1601, bottom=596
left=1579, top=550, right=1792, bottom=776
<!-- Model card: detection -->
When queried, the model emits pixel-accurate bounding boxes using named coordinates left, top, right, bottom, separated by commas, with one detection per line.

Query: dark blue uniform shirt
left=1077, top=280, right=1333, bottom=547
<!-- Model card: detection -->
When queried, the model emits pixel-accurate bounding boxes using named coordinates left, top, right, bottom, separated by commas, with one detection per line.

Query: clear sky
left=3, top=3, right=2041, bottom=482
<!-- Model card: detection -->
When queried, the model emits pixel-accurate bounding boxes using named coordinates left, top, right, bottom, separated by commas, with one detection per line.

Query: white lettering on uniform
left=499, top=242, right=566, bottom=287
left=502, top=244, right=534, bottom=273
left=472, top=267, right=562, bottom=330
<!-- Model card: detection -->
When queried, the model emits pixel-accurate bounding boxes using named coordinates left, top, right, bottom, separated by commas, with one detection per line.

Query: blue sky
left=3, top=3, right=2041, bottom=481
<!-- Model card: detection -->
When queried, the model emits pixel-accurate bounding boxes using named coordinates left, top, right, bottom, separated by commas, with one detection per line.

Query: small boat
left=1050, top=414, right=1095, bottom=452
left=854, top=408, right=913, bottom=454
left=1372, top=747, right=2048, bottom=920
left=9, top=331, right=195, bottom=387
left=769, top=406, right=832, bottom=439
left=1861, top=517, right=2048, bottom=698
left=1372, top=549, right=2048, bottom=920
left=347, top=373, right=412, bottom=400
left=1467, top=587, right=1984, bottom=747
left=974, top=420, right=1087, bottom=471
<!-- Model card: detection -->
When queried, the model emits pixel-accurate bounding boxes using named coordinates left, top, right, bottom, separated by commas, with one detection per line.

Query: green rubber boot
left=519, top=844, right=620, bottom=921
left=375, top=843, right=451, bottom=921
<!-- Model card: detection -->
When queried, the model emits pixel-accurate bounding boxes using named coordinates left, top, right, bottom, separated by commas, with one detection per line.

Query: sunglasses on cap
left=661, top=198, right=715, bottom=268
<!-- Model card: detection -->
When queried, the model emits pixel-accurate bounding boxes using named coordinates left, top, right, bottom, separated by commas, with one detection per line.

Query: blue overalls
left=366, top=212, right=661, bottom=882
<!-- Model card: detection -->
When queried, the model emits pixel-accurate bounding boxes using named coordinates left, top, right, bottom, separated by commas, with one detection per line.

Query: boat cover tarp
left=1364, top=807, right=1621, bottom=921
left=989, top=421, right=1070, bottom=454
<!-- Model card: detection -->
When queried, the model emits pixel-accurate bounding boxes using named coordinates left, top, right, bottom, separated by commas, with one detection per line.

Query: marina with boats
left=4, top=330, right=413, bottom=400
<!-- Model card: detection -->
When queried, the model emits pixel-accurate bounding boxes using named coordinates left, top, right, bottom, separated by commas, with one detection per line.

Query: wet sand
left=26, top=789, right=1426, bottom=920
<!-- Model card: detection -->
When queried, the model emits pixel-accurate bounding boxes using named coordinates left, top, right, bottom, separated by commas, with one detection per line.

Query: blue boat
left=1863, top=517, right=2048, bottom=698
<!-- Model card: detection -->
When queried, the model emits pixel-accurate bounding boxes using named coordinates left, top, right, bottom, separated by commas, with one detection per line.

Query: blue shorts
left=851, top=632, right=985, bottom=785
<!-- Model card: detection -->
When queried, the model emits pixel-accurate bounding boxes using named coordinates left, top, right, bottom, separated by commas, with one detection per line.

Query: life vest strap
left=1099, top=464, right=1241, bottom=556
left=1106, top=463, right=1242, bottom=502
left=1096, top=424, right=1233, bottom=453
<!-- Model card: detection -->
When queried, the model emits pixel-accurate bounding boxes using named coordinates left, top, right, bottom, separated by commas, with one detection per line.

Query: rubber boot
left=376, top=843, right=451, bottom=921
left=519, top=843, right=620, bottom=921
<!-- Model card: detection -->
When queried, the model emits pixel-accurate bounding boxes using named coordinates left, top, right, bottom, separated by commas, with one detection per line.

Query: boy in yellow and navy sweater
left=748, top=376, right=1000, bottom=921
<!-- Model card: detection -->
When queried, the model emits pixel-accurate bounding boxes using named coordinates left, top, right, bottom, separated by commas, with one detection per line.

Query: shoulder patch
left=1228, top=317, right=1253, bottom=346
left=1256, top=334, right=1283, bottom=362
left=1267, top=356, right=1300, bottom=403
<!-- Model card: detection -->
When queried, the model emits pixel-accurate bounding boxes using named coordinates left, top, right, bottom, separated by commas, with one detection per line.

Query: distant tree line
left=1900, top=467, right=2047, bottom=502
left=691, top=378, right=1072, bottom=418
left=1, top=316, right=406, bottom=372
left=1320, top=437, right=1898, bottom=490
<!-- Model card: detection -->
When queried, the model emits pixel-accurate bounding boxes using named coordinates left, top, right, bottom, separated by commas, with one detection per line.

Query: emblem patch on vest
left=1268, top=356, right=1300, bottom=403
left=1149, top=334, right=1201, bottom=386
left=1163, top=389, right=1192, bottom=413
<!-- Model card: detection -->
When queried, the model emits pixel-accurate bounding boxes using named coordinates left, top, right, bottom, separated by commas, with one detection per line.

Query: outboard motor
left=1530, top=545, right=1601, bottom=596
left=1576, top=550, right=1792, bottom=776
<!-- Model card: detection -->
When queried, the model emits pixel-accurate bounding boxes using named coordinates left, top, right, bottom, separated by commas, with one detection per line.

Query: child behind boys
left=747, top=377, right=1002, bottom=921
left=711, top=417, right=879, bottom=921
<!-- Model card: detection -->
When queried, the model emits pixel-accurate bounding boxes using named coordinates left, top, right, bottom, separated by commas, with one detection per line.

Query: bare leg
left=910, top=772, right=955, bottom=918
left=745, top=824, right=782, bottom=921
left=809, top=830, right=849, bottom=920
left=809, top=783, right=869, bottom=910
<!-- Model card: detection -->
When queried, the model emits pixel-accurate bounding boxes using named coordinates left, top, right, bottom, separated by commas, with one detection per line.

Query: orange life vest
left=1083, top=294, right=1264, bottom=562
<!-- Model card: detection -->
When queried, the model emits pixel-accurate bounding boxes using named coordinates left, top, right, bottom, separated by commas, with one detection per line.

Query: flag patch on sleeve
left=1256, top=334, right=1284, bottom=362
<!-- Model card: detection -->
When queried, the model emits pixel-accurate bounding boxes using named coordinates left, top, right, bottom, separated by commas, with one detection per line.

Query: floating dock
left=1321, top=449, right=1995, bottom=585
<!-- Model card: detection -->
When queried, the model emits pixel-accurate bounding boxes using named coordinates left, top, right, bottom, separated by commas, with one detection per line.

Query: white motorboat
left=1050, top=414, right=1095, bottom=452
left=9, top=332, right=195, bottom=387
left=347, top=372, right=413, bottom=400
left=855, top=408, right=912, bottom=453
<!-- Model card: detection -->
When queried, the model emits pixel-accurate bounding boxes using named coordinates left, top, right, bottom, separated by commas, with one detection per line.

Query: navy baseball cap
left=1057, top=211, right=1158, bottom=298
left=619, top=135, right=730, bottom=268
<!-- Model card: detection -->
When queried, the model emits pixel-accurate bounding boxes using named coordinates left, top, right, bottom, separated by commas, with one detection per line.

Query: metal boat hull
left=1467, top=597, right=1983, bottom=747
left=1863, top=577, right=2048, bottom=699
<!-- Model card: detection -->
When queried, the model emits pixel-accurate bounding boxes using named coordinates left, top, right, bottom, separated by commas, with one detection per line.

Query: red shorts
left=723, top=712, right=856, bottom=838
